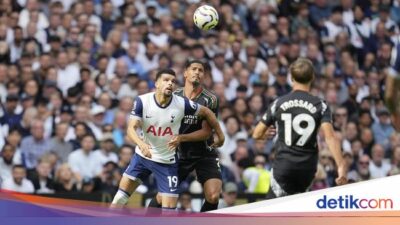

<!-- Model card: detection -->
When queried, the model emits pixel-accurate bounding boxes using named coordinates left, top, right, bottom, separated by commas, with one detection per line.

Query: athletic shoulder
left=138, top=92, right=154, bottom=100
left=202, top=88, right=219, bottom=109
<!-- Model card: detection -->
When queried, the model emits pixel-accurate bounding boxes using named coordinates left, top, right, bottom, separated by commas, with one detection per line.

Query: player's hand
left=210, top=133, right=225, bottom=148
left=335, top=163, right=348, bottom=186
left=265, top=125, right=276, bottom=139
left=138, top=142, right=152, bottom=158
left=167, top=135, right=181, bottom=151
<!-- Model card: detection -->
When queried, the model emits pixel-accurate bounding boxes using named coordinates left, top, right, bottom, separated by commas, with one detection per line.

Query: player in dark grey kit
left=253, top=58, right=347, bottom=199
left=148, top=60, right=223, bottom=212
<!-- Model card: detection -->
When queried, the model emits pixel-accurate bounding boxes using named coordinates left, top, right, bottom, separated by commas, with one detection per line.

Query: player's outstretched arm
left=252, top=123, right=276, bottom=140
left=320, top=122, right=347, bottom=186
left=167, top=121, right=212, bottom=150
left=385, top=69, right=400, bottom=131
left=385, top=43, right=400, bottom=132
left=253, top=122, right=268, bottom=140
left=127, top=118, right=152, bottom=158
left=198, top=106, right=225, bottom=148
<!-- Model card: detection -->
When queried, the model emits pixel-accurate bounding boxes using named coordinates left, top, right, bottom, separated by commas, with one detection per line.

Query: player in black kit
left=148, top=60, right=223, bottom=212
left=253, top=58, right=347, bottom=199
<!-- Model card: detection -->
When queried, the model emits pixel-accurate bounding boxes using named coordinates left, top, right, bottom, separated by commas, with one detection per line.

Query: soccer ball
left=193, top=5, right=219, bottom=31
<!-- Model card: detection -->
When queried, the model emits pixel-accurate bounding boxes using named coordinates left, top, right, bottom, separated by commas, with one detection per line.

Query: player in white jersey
left=110, top=69, right=225, bottom=211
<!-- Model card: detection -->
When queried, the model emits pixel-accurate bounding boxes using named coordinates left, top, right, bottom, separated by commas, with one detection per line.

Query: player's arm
left=385, top=68, right=400, bottom=131
left=177, top=120, right=212, bottom=142
left=253, top=101, right=277, bottom=140
left=127, top=97, right=152, bottom=158
left=167, top=120, right=212, bottom=151
left=385, top=72, right=397, bottom=113
left=197, top=105, right=225, bottom=148
left=320, top=122, right=347, bottom=185
left=126, top=118, right=152, bottom=158
left=385, top=45, right=400, bottom=131
left=176, top=96, right=218, bottom=142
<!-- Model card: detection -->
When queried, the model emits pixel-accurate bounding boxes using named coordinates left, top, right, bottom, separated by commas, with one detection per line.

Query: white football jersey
left=130, top=92, right=200, bottom=164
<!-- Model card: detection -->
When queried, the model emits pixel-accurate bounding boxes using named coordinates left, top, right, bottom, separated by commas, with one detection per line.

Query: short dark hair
left=289, top=58, right=315, bottom=84
left=81, top=133, right=95, bottom=142
left=120, top=144, right=134, bottom=152
left=12, top=164, right=26, bottom=171
left=185, top=59, right=204, bottom=69
left=155, top=68, right=176, bottom=81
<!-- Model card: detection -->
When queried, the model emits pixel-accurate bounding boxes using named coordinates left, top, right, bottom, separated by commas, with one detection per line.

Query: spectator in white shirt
left=92, top=133, right=118, bottom=175
left=147, top=19, right=168, bottom=49
left=57, top=51, right=80, bottom=96
left=1, top=165, right=34, bottom=193
left=68, top=134, right=97, bottom=178
left=321, top=6, right=347, bottom=44
left=369, top=144, right=391, bottom=179
left=18, top=0, right=49, bottom=30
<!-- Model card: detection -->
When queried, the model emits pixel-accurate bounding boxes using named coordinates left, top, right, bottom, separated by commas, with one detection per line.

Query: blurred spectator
left=117, top=144, right=134, bottom=174
left=311, top=163, right=329, bottom=191
left=348, top=154, right=371, bottom=182
left=1, top=94, right=22, bottom=129
left=372, top=107, right=395, bottom=149
left=219, top=116, right=248, bottom=168
left=369, top=144, right=391, bottom=179
left=318, top=149, right=338, bottom=187
left=1, top=165, right=34, bottom=193
left=97, top=161, right=120, bottom=194
left=0, top=144, right=16, bottom=182
left=178, top=191, right=193, bottom=212
left=242, top=154, right=271, bottom=194
left=4, top=128, right=23, bottom=164
left=49, top=122, right=73, bottom=163
left=68, top=134, right=97, bottom=178
left=111, top=110, right=127, bottom=147
left=92, top=133, right=118, bottom=175
left=53, top=163, right=80, bottom=193
left=20, top=119, right=51, bottom=170
left=218, top=182, right=238, bottom=209
left=28, top=159, right=54, bottom=194
left=273, top=67, right=291, bottom=97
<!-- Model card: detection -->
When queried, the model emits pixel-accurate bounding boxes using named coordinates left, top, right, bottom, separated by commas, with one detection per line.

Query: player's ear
left=155, top=78, right=159, bottom=88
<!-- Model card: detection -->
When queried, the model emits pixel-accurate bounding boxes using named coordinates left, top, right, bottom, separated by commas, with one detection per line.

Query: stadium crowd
left=0, top=0, right=400, bottom=209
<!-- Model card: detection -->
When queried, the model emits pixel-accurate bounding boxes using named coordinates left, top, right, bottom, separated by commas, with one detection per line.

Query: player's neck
left=184, top=83, right=203, bottom=100
left=292, top=83, right=310, bottom=93
left=155, top=92, right=172, bottom=106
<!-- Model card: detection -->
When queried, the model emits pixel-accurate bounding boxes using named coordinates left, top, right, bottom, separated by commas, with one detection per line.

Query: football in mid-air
left=193, top=5, right=219, bottom=31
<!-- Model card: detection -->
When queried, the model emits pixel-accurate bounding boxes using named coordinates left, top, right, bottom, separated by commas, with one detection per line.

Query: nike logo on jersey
left=170, top=188, right=177, bottom=192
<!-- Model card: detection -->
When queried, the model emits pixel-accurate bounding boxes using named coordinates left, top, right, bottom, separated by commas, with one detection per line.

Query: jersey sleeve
left=320, top=100, right=332, bottom=124
left=261, top=100, right=277, bottom=126
left=210, top=96, right=219, bottom=117
left=130, top=97, right=143, bottom=120
left=184, top=97, right=200, bottom=116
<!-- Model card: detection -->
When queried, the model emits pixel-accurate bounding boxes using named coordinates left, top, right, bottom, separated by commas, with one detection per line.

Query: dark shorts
left=178, top=157, right=222, bottom=185
left=269, top=168, right=316, bottom=197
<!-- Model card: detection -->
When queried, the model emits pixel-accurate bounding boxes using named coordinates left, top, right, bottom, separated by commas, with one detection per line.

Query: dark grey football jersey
left=261, top=90, right=332, bottom=170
